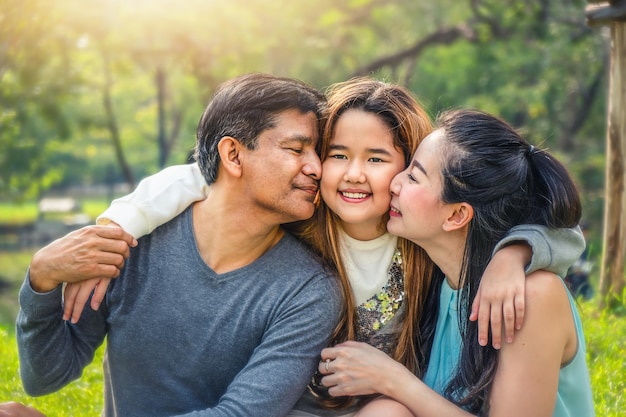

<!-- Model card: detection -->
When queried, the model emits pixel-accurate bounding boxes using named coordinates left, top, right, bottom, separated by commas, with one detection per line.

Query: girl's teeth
left=342, top=192, right=367, bottom=199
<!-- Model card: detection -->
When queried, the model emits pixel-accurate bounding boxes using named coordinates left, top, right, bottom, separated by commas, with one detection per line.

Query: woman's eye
left=407, top=173, right=417, bottom=183
left=369, top=157, right=384, bottom=163
left=329, top=154, right=347, bottom=160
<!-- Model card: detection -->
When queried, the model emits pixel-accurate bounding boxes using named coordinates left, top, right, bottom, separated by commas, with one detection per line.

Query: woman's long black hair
left=425, top=109, right=582, bottom=414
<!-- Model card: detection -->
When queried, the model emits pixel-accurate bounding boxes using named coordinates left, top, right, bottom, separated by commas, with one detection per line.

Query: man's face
left=241, top=109, right=322, bottom=224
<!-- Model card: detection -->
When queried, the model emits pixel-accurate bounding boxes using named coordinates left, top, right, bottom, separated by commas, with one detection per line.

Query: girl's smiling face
left=321, top=109, right=406, bottom=241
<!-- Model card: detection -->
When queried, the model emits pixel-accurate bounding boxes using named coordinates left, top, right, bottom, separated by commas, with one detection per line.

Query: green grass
left=0, top=248, right=624, bottom=415
left=0, top=251, right=33, bottom=325
left=2, top=301, right=624, bottom=416
left=581, top=301, right=626, bottom=413
left=0, top=326, right=105, bottom=416
left=0, top=249, right=105, bottom=416
left=0, top=203, right=38, bottom=225
left=0, top=199, right=111, bottom=225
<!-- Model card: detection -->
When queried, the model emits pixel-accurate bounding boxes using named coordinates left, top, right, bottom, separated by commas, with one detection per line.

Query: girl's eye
left=407, top=173, right=417, bottom=183
left=329, top=154, right=347, bottom=160
left=369, top=157, right=384, bottom=163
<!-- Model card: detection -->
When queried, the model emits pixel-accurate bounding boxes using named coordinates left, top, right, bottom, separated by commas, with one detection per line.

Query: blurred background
left=0, top=0, right=608, bottom=231
left=0, top=0, right=611, bottom=315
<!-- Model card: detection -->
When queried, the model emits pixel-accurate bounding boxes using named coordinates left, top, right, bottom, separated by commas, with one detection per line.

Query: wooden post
left=586, top=0, right=626, bottom=307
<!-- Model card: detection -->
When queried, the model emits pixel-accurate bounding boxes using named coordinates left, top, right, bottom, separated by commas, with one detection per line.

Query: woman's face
left=321, top=109, right=406, bottom=241
left=387, top=129, right=448, bottom=245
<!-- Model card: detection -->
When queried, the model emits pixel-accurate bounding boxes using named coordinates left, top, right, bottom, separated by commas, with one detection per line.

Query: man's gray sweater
left=17, top=207, right=342, bottom=417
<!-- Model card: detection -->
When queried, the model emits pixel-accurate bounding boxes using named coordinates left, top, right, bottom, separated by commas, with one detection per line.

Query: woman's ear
left=217, top=136, right=243, bottom=178
left=442, top=202, right=474, bottom=232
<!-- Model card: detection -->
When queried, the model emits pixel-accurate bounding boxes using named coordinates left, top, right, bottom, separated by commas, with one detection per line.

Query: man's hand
left=0, top=402, right=46, bottom=417
left=29, top=225, right=137, bottom=293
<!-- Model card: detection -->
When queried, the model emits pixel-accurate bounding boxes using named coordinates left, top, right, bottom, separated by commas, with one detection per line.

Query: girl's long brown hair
left=289, top=77, right=436, bottom=408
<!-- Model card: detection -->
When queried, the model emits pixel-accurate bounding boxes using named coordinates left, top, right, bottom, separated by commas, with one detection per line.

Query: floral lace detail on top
left=356, top=248, right=404, bottom=354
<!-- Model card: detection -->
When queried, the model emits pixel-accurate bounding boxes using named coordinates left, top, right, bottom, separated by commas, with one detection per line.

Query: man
left=16, top=74, right=342, bottom=417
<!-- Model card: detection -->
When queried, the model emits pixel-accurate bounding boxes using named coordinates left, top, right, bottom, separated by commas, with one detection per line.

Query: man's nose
left=303, top=152, right=322, bottom=180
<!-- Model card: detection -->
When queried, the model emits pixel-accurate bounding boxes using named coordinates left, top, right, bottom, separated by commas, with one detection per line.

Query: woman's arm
left=487, top=271, right=576, bottom=417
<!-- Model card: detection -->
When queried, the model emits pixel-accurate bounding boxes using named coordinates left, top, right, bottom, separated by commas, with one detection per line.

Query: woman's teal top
left=423, top=278, right=595, bottom=416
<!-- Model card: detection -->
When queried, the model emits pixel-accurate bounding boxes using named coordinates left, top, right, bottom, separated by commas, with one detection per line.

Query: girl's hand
left=63, top=277, right=111, bottom=323
left=471, top=243, right=530, bottom=348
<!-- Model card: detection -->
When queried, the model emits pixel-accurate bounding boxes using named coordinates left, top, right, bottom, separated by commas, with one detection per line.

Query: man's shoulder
left=270, top=233, right=339, bottom=287
left=139, top=206, right=193, bottom=242
left=277, top=233, right=336, bottom=274
left=278, top=232, right=325, bottom=265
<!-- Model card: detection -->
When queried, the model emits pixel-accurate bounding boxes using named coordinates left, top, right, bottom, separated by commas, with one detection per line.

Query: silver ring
left=324, top=358, right=331, bottom=373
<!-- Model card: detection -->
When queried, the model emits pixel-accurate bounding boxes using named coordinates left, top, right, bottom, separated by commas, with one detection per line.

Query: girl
left=317, top=109, right=594, bottom=417
left=64, top=80, right=584, bottom=416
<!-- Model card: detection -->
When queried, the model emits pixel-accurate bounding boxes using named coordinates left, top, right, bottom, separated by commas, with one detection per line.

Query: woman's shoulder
left=525, top=270, right=569, bottom=306
left=520, top=270, right=574, bottom=344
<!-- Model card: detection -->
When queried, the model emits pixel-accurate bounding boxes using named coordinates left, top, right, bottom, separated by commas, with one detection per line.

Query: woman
left=317, top=109, right=594, bottom=417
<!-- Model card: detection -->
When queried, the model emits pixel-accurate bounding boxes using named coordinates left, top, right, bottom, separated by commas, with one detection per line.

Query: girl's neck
left=341, top=219, right=387, bottom=241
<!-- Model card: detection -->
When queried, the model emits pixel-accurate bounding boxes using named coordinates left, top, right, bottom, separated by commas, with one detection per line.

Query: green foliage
left=0, top=0, right=611, bottom=253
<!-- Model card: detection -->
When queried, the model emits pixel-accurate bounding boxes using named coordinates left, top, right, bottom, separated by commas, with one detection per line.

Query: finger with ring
left=324, top=358, right=331, bottom=373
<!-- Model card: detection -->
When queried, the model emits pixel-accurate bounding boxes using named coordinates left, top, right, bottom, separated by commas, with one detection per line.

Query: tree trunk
left=156, top=66, right=167, bottom=168
left=598, top=20, right=626, bottom=308
left=102, top=50, right=135, bottom=188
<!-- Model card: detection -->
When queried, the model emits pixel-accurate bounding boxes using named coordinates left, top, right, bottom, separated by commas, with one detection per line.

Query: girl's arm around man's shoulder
left=98, top=163, right=208, bottom=238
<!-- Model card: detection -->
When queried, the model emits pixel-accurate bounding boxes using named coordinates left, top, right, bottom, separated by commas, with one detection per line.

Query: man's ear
left=217, top=136, right=243, bottom=178
left=442, top=202, right=473, bottom=232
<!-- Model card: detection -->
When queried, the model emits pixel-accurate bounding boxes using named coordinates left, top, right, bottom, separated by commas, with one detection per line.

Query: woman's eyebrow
left=412, top=159, right=428, bottom=176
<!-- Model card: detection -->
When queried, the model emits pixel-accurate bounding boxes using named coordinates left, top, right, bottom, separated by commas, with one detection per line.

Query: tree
left=0, top=0, right=85, bottom=200
left=0, top=0, right=609, bottom=238
left=586, top=0, right=626, bottom=308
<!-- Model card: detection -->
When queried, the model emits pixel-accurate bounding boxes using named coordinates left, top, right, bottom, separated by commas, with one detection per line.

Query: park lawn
left=0, top=251, right=33, bottom=325
left=0, top=326, right=105, bottom=416
left=581, top=301, right=626, bottom=413
left=0, top=250, right=624, bottom=415
left=0, top=202, right=38, bottom=225
left=0, top=199, right=110, bottom=225
left=0, top=301, right=624, bottom=416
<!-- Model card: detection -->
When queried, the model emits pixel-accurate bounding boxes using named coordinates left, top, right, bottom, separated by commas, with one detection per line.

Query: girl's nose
left=344, top=161, right=366, bottom=183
